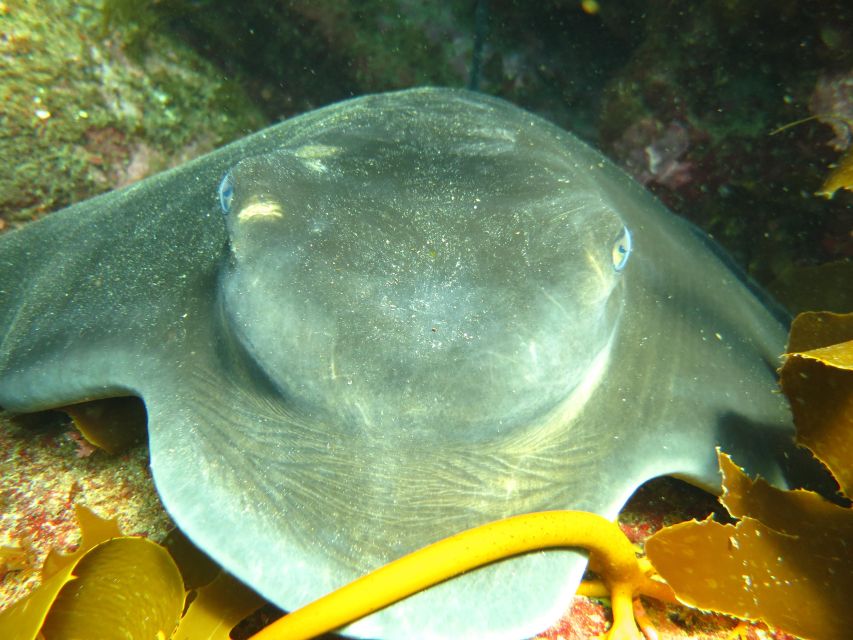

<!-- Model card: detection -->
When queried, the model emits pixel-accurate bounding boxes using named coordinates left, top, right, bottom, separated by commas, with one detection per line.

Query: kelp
left=0, top=505, right=668, bottom=639
left=0, top=506, right=264, bottom=640
left=251, top=511, right=674, bottom=640
left=781, top=311, right=853, bottom=496
left=60, top=396, right=147, bottom=455
left=0, top=545, right=27, bottom=577
left=40, top=536, right=184, bottom=639
left=3, top=312, right=852, bottom=639
left=817, top=147, right=853, bottom=198
left=0, top=506, right=184, bottom=640
left=646, top=453, right=853, bottom=639
left=645, top=310, right=853, bottom=640
left=172, top=573, right=265, bottom=640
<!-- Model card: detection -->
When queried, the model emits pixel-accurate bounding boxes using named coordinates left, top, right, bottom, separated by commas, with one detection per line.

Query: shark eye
left=611, top=227, right=632, bottom=272
left=219, top=171, right=235, bottom=214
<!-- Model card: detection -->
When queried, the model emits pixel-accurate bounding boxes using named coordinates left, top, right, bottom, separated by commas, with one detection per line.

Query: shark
left=0, top=87, right=797, bottom=639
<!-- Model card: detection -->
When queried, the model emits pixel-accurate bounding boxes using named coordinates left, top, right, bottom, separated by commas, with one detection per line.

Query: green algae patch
left=0, top=0, right=263, bottom=228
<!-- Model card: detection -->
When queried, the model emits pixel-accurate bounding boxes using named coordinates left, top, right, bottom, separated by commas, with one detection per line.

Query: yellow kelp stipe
left=250, top=510, right=671, bottom=640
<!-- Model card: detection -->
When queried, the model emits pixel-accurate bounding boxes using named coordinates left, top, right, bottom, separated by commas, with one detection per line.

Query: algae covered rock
left=0, top=0, right=264, bottom=228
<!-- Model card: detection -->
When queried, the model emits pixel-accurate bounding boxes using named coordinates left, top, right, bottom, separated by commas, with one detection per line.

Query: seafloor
left=0, top=409, right=797, bottom=639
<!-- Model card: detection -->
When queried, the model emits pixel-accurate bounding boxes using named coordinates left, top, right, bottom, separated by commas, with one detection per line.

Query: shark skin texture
left=0, top=88, right=797, bottom=639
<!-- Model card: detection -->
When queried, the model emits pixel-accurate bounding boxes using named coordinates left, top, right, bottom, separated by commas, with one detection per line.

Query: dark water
left=3, top=0, right=842, bottom=312
left=151, top=1, right=853, bottom=293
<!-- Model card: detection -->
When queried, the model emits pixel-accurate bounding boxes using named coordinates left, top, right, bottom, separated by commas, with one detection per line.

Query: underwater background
left=1, top=2, right=852, bottom=639
left=1, top=0, right=851, bottom=310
